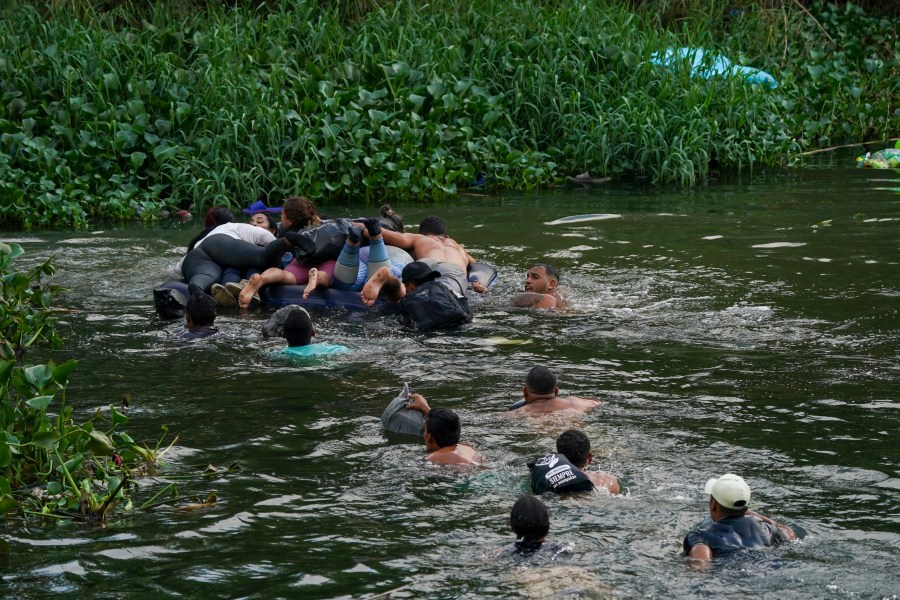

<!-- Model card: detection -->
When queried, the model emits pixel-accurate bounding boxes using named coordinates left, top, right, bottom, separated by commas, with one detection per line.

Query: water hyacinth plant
left=0, top=243, right=192, bottom=521
left=0, top=0, right=897, bottom=227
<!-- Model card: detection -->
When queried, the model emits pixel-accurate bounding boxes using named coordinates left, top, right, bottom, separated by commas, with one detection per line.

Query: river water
left=2, top=161, right=898, bottom=598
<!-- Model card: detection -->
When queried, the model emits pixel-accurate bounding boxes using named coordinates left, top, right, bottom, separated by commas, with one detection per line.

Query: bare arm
left=375, top=228, right=418, bottom=250
left=689, top=544, right=712, bottom=561
left=748, top=510, right=797, bottom=540
left=405, top=393, right=431, bottom=416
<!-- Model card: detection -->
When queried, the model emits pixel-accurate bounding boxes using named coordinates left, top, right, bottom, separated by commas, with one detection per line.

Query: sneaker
left=225, top=279, right=260, bottom=308
left=224, top=279, right=248, bottom=298
left=210, top=284, right=237, bottom=308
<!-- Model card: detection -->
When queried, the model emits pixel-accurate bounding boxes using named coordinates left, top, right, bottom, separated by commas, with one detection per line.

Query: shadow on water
left=1, top=164, right=898, bottom=597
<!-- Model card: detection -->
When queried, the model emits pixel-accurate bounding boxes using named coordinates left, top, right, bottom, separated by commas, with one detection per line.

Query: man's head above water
left=523, top=264, right=560, bottom=294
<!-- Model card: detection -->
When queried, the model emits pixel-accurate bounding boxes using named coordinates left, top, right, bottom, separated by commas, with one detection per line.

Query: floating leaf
left=25, top=395, right=54, bottom=411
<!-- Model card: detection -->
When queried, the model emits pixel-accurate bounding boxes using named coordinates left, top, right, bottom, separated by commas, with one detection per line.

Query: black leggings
left=181, top=235, right=289, bottom=295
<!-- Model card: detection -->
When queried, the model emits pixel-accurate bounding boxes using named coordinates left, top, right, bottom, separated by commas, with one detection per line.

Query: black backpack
left=284, top=218, right=354, bottom=263
left=398, top=280, right=473, bottom=332
left=527, top=453, right=595, bottom=494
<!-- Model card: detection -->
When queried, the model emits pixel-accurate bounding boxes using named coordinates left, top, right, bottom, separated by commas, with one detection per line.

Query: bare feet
left=239, top=274, right=262, bottom=308
left=303, top=268, right=319, bottom=300
left=361, top=267, right=393, bottom=307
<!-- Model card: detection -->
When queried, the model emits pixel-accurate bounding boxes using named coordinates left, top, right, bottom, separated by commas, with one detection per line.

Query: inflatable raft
left=154, top=261, right=499, bottom=319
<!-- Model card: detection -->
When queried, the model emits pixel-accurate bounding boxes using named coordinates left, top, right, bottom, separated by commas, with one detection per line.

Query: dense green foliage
left=0, top=243, right=181, bottom=520
left=0, top=0, right=897, bottom=227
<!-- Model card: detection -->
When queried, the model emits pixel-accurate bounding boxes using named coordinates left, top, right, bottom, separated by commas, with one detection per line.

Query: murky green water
left=2, top=163, right=898, bottom=598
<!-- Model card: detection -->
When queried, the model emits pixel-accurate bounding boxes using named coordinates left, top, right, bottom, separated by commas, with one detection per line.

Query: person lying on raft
left=512, top=263, right=567, bottom=309
left=211, top=210, right=289, bottom=308
left=238, top=213, right=404, bottom=308
left=404, top=392, right=482, bottom=465
left=510, top=366, right=601, bottom=414
left=232, top=196, right=339, bottom=308
left=186, top=206, right=234, bottom=253
left=360, top=215, right=479, bottom=303
left=180, top=219, right=293, bottom=297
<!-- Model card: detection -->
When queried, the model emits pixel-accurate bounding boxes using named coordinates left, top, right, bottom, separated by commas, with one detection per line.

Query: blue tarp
left=650, top=47, right=778, bottom=89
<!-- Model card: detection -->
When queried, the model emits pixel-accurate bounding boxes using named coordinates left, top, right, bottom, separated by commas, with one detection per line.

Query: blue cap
left=242, top=200, right=281, bottom=214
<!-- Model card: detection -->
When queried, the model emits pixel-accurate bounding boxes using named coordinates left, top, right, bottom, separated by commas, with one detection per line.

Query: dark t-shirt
left=683, top=515, right=790, bottom=556
left=528, top=454, right=595, bottom=494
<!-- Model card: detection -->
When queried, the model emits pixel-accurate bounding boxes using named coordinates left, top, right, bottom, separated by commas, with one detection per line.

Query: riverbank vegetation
left=0, top=0, right=897, bottom=227
left=0, top=243, right=197, bottom=521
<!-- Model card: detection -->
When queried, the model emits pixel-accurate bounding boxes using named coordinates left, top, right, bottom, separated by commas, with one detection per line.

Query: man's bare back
left=379, top=228, right=474, bottom=272
left=515, top=395, right=601, bottom=414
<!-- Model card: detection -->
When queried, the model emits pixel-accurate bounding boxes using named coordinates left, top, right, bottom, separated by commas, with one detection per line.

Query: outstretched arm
left=748, top=510, right=797, bottom=540
left=371, top=228, right=418, bottom=249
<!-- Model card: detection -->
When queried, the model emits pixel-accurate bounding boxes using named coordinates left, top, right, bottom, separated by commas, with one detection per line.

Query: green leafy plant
left=0, top=0, right=898, bottom=227
left=0, top=242, right=61, bottom=360
left=0, top=244, right=195, bottom=522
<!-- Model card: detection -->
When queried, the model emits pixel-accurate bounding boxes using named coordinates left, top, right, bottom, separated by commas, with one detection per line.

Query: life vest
left=527, top=453, right=595, bottom=494
left=398, top=281, right=473, bottom=331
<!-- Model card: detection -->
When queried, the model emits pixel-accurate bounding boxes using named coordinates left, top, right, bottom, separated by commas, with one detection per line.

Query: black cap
left=401, top=261, right=441, bottom=284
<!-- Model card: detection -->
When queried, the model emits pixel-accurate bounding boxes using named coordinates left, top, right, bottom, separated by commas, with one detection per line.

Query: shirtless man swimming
left=405, top=393, right=482, bottom=465
left=512, top=264, right=566, bottom=309
left=512, top=366, right=601, bottom=414
left=361, top=215, right=477, bottom=305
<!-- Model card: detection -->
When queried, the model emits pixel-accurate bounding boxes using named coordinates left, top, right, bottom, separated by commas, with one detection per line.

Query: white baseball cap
left=704, top=473, right=751, bottom=509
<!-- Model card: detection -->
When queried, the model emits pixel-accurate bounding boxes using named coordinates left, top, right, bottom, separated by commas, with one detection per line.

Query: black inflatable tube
left=155, top=262, right=499, bottom=313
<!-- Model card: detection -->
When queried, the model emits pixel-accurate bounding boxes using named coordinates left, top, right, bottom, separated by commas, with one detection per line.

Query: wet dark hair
left=510, top=495, right=549, bottom=543
left=204, top=206, right=235, bottom=228
left=529, top=263, right=560, bottom=284
left=525, top=365, right=557, bottom=395
left=186, top=292, right=217, bottom=327
left=418, top=215, right=446, bottom=236
left=282, top=196, right=321, bottom=229
left=188, top=207, right=235, bottom=251
left=425, top=407, right=461, bottom=448
left=556, top=429, right=590, bottom=468
left=283, top=309, right=313, bottom=347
